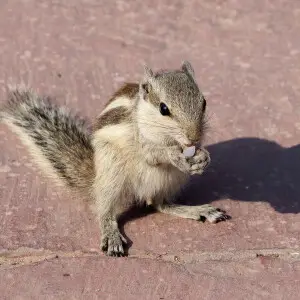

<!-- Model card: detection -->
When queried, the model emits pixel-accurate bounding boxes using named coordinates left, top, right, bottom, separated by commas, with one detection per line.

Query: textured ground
left=0, top=0, right=300, bottom=299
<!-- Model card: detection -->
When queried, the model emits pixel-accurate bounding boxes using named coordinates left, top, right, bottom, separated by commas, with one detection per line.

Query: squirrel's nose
left=186, top=125, right=202, bottom=144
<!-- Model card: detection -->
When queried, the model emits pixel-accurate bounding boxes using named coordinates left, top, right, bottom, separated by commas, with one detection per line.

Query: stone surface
left=1, top=255, right=300, bottom=300
left=0, top=0, right=300, bottom=299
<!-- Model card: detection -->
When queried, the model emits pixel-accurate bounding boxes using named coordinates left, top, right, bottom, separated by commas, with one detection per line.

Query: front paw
left=188, top=148, right=211, bottom=175
left=101, top=230, right=127, bottom=257
left=167, top=145, right=191, bottom=173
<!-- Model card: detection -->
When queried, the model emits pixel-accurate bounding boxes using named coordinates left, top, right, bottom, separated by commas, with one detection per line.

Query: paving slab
left=0, top=0, right=300, bottom=299
left=1, top=255, right=300, bottom=300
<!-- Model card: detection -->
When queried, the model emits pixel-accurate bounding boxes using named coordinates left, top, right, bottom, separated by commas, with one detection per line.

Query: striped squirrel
left=1, top=61, right=230, bottom=256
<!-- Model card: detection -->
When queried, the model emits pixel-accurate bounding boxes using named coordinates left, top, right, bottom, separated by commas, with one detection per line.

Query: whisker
left=138, top=122, right=178, bottom=130
left=137, top=119, right=179, bottom=132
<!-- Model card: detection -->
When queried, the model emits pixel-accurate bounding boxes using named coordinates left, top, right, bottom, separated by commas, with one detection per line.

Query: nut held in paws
left=183, top=146, right=196, bottom=158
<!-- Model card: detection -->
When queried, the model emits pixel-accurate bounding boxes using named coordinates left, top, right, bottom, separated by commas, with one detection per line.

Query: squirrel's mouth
left=177, top=138, right=194, bottom=148
left=174, top=132, right=202, bottom=149
left=177, top=136, right=198, bottom=148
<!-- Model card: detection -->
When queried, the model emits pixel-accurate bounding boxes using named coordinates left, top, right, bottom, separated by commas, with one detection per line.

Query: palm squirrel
left=0, top=61, right=230, bottom=256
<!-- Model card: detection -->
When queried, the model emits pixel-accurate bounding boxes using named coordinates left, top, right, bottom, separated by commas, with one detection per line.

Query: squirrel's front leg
left=142, top=143, right=210, bottom=175
left=166, top=145, right=211, bottom=175
left=141, top=143, right=189, bottom=171
left=187, top=147, right=211, bottom=175
left=141, top=143, right=185, bottom=167
left=166, top=145, right=192, bottom=173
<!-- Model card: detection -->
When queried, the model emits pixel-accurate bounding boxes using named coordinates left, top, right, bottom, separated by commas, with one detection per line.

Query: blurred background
left=0, top=0, right=299, bottom=146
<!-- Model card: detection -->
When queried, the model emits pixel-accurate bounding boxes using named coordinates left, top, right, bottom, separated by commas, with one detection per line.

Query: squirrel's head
left=136, top=61, right=207, bottom=147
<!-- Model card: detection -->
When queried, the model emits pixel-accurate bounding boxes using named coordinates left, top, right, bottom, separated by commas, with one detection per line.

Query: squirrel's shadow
left=118, top=137, right=299, bottom=255
left=180, top=137, right=300, bottom=214
left=118, top=205, right=156, bottom=255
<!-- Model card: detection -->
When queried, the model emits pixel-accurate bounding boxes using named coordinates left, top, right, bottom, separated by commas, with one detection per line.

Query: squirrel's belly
left=131, top=164, right=189, bottom=202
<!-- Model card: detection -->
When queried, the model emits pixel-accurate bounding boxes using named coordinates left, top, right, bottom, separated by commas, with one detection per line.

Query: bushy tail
left=1, top=85, right=95, bottom=192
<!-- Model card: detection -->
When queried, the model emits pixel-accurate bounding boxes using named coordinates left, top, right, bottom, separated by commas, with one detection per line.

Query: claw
left=199, top=205, right=231, bottom=223
left=215, top=213, right=231, bottom=223
left=101, top=232, right=127, bottom=257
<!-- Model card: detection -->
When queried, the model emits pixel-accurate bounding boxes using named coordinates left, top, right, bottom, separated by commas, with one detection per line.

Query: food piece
left=183, top=146, right=196, bottom=158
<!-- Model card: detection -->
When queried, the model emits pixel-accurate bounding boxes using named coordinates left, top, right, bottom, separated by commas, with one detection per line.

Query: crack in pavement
left=130, top=248, right=300, bottom=264
left=1, top=247, right=300, bottom=270
left=0, top=248, right=100, bottom=269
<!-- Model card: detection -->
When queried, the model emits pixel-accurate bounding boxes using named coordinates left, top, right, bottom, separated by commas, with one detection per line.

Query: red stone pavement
left=0, top=1, right=300, bottom=299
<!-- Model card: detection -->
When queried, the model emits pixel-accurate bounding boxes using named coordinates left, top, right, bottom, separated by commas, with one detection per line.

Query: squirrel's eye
left=159, top=102, right=170, bottom=116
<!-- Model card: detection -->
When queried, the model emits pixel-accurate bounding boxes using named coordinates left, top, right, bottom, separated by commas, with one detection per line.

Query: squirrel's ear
left=143, top=64, right=154, bottom=81
left=181, top=61, right=195, bottom=79
left=139, top=64, right=154, bottom=101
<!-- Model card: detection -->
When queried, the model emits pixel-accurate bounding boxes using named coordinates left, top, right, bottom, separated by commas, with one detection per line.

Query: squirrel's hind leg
left=93, top=176, right=129, bottom=256
left=155, top=202, right=231, bottom=223
left=93, top=195, right=128, bottom=257
left=99, top=212, right=127, bottom=256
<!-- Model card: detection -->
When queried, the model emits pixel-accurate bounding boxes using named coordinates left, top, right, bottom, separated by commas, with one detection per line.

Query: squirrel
left=0, top=61, right=230, bottom=256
